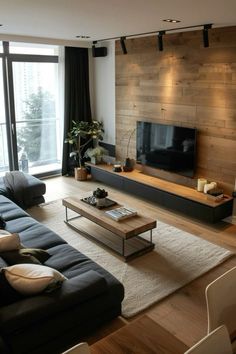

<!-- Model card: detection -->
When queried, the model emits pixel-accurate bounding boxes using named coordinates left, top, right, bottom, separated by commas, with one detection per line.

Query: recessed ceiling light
left=76, top=35, right=90, bottom=39
left=163, top=19, right=181, bottom=23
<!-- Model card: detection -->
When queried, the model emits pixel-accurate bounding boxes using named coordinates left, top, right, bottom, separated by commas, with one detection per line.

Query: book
left=105, top=207, right=137, bottom=221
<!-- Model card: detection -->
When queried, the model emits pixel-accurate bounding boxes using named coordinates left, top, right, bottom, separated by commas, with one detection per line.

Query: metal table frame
left=64, top=205, right=155, bottom=262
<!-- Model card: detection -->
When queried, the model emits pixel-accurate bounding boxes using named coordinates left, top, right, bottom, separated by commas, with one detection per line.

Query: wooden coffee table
left=62, top=196, right=156, bottom=261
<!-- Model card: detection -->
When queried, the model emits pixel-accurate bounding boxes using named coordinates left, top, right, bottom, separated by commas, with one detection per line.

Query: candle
left=197, top=178, right=207, bottom=192
left=234, top=178, right=236, bottom=191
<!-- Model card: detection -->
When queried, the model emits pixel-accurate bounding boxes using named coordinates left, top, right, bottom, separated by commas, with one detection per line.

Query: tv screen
left=136, top=121, right=197, bottom=177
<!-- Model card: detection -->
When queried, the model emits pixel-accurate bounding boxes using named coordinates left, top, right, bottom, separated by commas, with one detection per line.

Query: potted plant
left=65, top=120, right=104, bottom=180
left=93, top=188, right=108, bottom=207
left=85, top=146, right=108, bottom=164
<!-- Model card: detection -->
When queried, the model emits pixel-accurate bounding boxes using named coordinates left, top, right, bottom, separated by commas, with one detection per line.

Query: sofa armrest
left=0, top=270, right=107, bottom=334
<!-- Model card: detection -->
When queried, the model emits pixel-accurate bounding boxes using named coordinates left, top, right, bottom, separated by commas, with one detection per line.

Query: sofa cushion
left=0, top=270, right=108, bottom=334
left=0, top=195, right=29, bottom=220
left=0, top=248, right=50, bottom=265
left=5, top=217, right=66, bottom=249
left=44, top=244, right=89, bottom=272
left=0, top=271, right=23, bottom=306
left=2, top=172, right=46, bottom=208
left=0, top=231, right=21, bottom=251
left=21, top=248, right=51, bottom=263
left=0, top=250, right=40, bottom=265
left=3, top=264, right=67, bottom=295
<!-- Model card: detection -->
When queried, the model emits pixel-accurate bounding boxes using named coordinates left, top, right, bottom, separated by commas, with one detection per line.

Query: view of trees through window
left=0, top=42, right=62, bottom=176
left=17, top=87, right=57, bottom=162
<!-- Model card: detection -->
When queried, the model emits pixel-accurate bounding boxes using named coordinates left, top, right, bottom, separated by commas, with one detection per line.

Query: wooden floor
left=42, top=175, right=236, bottom=348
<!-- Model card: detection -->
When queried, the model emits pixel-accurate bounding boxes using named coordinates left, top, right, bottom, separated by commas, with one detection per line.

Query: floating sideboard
left=87, top=163, right=233, bottom=223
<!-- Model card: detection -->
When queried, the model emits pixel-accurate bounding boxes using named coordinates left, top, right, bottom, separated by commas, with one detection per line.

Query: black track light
left=120, top=37, right=127, bottom=54
left=158, top=31, right=165, bottom=51
left=92, top=41, right=97, bottom=56
left=203, top=24, right=212, bottom=48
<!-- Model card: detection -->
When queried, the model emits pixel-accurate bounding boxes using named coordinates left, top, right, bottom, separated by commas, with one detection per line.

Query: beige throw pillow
left=3, top=264, right=67, bottom=295
left=0, top=231, right=21, bottom=251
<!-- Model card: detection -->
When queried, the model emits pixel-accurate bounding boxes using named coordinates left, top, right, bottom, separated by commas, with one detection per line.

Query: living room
left=0, top=1, right=236, bottom=354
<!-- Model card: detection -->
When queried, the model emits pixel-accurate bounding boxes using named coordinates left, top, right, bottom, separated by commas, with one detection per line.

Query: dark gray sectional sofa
left=0, top=195, right=124, bottom=354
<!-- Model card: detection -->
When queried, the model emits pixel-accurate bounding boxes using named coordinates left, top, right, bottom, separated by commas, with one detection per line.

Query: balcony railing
left=0, top=118, right=62, bottom=175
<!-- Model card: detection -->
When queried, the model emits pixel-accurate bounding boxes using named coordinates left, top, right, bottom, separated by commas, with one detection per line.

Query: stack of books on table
left=105, top=207, right=137, bottom=221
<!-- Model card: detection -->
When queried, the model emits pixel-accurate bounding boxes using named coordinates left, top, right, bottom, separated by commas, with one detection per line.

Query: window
left=0, top=41, right=63, bottom=176
left=9, top=42, right=58, bottom=55
left=0, top=58, right=9, bottom=175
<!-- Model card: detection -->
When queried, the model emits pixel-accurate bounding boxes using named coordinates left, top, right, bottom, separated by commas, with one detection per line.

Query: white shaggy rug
left=29, top=200, right=233, bottom=318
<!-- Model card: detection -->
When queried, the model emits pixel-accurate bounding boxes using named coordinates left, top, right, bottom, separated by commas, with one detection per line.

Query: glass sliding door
left=0, top=41, right=62, bottom=177
left=12, top=61, right=61, bottom=174
left=0, top=58, right=9, bottom=176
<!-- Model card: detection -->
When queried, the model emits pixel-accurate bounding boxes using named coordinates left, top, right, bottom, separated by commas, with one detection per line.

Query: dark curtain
left=62, top=47, right=92, bottom=175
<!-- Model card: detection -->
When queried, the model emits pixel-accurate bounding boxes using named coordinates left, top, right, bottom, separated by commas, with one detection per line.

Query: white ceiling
left=0, top=0, right=236, bottom=45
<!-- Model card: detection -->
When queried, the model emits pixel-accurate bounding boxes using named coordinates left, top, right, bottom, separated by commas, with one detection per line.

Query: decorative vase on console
left=123, top=128, right=136, bottom=172
left=93, top=188, right=108, bottom=207
left=85, top=137, right=108, bottom=165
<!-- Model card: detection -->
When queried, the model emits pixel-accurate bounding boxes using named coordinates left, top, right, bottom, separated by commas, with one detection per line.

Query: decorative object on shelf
left=197, top=178, right=208, bottom=192
left=123, top=128, right=136, bottom=172
left=204, top=181, right=217, bottom=194
left=123, top=157, right=134, bottom=172
left=207, top=188, right=224, bottom=202
left=113, top=162, right=122, bottom=173
left=65, top=120, right=104, bottom=180
left=85, top=145, right=108, bottom=165
left=93, top=188, right=108, bottom=207
left=81, top=196, right=117, bottom=209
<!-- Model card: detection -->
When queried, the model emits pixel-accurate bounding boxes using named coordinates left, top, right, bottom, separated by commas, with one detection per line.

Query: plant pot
left=96, top=197, right=106, bottom=207
left=91, top=156, right=102, bottom=165
left=74, top=167, right=88, bottom=181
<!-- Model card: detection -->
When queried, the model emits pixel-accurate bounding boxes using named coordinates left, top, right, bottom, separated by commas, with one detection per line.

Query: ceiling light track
left=95, top=23, right=213, bottom=43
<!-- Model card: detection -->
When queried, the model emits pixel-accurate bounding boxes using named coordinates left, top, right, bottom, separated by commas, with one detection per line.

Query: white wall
left=89, top=41, right=116, bottom=145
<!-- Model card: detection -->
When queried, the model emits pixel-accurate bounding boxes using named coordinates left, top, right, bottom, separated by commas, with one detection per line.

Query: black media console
left=87, top=164, right=233, bottom=223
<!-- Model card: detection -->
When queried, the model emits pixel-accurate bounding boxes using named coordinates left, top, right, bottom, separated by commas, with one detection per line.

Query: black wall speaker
left=92, top=46, right=107, bottom=57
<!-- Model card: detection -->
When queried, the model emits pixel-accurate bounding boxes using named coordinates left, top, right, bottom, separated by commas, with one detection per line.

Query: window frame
left=1, top=41, right=61, bottom=177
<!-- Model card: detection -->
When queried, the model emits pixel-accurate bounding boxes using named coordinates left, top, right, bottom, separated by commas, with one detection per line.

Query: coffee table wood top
left=62, top=196, right=156, bottom=240
left=91, top=315, right=188, bottom=354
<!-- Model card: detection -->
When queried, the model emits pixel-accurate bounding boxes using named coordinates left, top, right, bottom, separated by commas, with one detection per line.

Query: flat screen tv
left=136, top=121, right=197, bottom=177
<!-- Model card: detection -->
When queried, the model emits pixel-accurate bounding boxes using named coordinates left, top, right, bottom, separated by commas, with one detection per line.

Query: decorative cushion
left=0, top=231, right=21, bottom=251
left=3, top=264, right=67, bottom=295
left=0, top=250, right=41, bottom=265
left=21, top=248, right=51, bottom=263
left=0, top=248, right=51, bottom=265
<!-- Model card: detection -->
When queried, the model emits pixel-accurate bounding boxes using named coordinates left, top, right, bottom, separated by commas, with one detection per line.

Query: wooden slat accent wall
left=115, top=26, right=236, bottom=193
